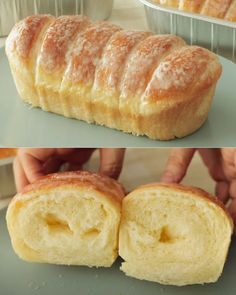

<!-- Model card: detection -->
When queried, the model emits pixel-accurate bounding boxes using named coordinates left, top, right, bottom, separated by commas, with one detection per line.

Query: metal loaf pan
left=0, top=157, right=16, bottom=201
left=139, top=0, right=236, bottom=63
left=0, top=0, right=114, bottom=37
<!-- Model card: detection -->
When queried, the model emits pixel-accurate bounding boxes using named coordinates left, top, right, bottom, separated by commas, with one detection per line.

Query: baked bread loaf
left=154, top=0, right=236, bottom=21
left=6, top=15, right=222, bottom=140
left=0, top=148, right=17, bottom=159
left=119, top=183, right=233, bottom=286
left=6, top=171, right=125, bottom=267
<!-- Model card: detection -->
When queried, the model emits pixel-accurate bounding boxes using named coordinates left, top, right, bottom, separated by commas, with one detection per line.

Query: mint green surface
left=0, top=209, right=236, bottom=295
left=0, top=47, right=236, bottom=147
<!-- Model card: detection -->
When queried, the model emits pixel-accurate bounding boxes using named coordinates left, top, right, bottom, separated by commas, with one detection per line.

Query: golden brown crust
left=143, top=46, right=222, bottom=103
left=160, top=0, right=179, bottom=8
left=201, top=0, right=232, bottom=19
left=154, top=0, right=236, bottom=22
left=39, top=15, right=91, bottom=73
left=6, top=15, right=55, bottom=59
left=64, top=22, right=121, bottom=85
left=94, top=30, right=152, bottom=94
left=129, top=182, right=233, bottom=228
left=0, top=148, right=17, bottom=159
left=14, top=171, right=125, bottom=203
left=120, top=35, right=185, bottom=99
left=225, top=0, right=236, bottom=21
left=179, top=0, right=205, bottom=13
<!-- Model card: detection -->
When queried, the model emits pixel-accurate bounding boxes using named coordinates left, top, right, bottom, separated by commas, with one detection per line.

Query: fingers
left=59, top=148, right=95, bottom=168
left=43, top=157, right=64, bottom=175
left=13, top=157, right=29, bottom=192
left=99, top=148, right=125, bottom=179
left=221, top=148, right=236, bottom=180
left=215, top=181, right=230, bottom=204
left=198, top=149, right=226, bottom=182
left=161, top=148, right=195, bottom=183
left=14, top=149, right=57, bottom=192
left=228, top=181, right=236, bottom=230
left=198, top=149, right=229, bottom=203
left=228, top=200, right=236, bottom=231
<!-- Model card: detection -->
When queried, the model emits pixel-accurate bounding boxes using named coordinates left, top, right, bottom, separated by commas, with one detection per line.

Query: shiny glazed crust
left=6, top=15, right=222, bottom=140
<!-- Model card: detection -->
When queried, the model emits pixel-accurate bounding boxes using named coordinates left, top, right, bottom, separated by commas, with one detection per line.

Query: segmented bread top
left=39, top=15, right=91, bottom=72
left=65, top=22, right=121, bottom=85
left=12, top=171, right=125, bottom=204
left=143, top=46, right=220, bottom=102
left=94, top=30, right=151, bottom=93
left=153, top=0, right=236, bottom=22
left=5, top=15, right=54, bottom=59
left=6, top=15, right=222, bottom=105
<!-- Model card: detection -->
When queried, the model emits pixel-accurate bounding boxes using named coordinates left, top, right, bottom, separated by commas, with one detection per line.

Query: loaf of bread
left=6, top=171, right=125, bottom=267
left=154, top=0, right=236, bottom=21
left=119, top=183, right=233, bottom=286
left=0, top=148, right=17, bottom=159
left=5, top=15, right=222, bottom=140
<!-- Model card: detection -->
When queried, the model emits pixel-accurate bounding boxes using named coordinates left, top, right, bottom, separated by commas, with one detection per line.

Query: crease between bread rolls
left=119, top=183, right=233, bottom=286
left=6, top=171, right=125, bottom=267
left=6, top=15, right=222, bottom=140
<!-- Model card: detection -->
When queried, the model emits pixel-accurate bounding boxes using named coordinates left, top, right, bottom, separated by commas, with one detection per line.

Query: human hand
left=14, top=148, right=125, bottom=192
left=161, top=148, right=236, bottom=227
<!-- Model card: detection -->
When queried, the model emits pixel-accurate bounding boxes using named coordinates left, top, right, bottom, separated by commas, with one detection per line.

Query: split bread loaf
left=119, top=183, right=233, bottom=286
left=5, top=15, right=222, bottom=140
left=6, top=171, right=125, bottom=267
left=153, top=0, right=236, bottom=22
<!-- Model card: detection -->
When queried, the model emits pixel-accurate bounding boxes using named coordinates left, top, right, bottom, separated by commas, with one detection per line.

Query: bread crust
left=11, top=171, right=125, bottom=204
left=128, top=182, right=233, bottom=228
left=0, top=148, right=17, bottom=159
left=154, top=0, right=236, bottom=21
left=225, top=0, right=236, bottom=21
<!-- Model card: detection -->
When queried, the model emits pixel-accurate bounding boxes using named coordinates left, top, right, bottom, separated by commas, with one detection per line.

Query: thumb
left=99, top=148, right=125, bottom=179
left=161, top=148, right=196, bottom=183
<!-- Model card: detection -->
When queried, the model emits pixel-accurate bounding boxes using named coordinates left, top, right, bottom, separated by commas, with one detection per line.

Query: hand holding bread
left=6, top=170, right=233, bottom=286
left=13, top=148, right=125, bottom=192
left=162, top=148, right=236, bottom=227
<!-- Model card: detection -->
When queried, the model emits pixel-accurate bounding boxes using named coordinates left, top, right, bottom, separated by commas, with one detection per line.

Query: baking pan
left=0, top=0, right=114, bottom=36
left=139, top=0, right=236, bottom=63
left=0, top=157, right=16, bottom=200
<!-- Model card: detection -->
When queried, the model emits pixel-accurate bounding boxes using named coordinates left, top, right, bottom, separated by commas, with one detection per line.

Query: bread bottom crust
left=18, top=84, right=216, bottom=140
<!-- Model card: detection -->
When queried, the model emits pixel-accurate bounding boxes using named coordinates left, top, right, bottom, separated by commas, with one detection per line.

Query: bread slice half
left=6, top=171, right=125, bottom=267
left=119, top=183, right=233, bottom=286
